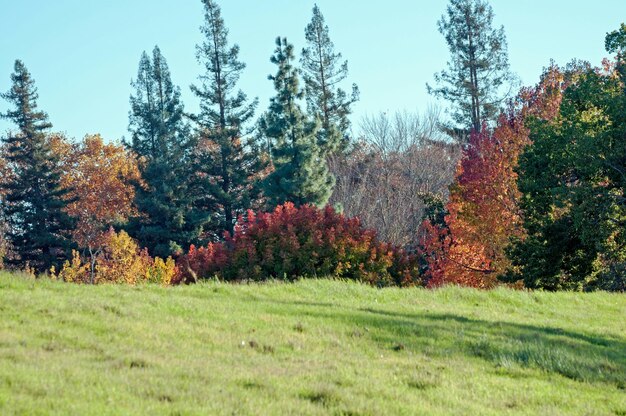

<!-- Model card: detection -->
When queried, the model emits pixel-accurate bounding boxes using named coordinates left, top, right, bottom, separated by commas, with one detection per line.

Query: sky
left=0, top=0, right=624, bottom=141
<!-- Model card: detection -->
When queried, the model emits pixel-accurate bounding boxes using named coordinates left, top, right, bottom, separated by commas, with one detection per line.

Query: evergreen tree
left=0, top=60, right=74, bottom=272
left=428, top=0, right=517, bottom=136
left=260, top=37, right=335, bottom=208
left=301, top=4, right=359, bottom=154
left=128, top=46, right=208, bottom=257
left=191, top=0, right=266, bottom=236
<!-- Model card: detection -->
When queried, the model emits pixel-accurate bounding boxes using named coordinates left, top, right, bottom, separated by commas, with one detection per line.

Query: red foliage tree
left=420, top=66, right=567, bottom=288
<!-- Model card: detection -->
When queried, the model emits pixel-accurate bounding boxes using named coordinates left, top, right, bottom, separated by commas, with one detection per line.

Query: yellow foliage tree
left=54, top=229, right=177, bottom=285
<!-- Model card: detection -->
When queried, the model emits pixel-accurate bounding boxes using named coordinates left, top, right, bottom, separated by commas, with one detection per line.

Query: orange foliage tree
left=50, top=134, right=142, bottom=281
left=420, top=66, right=566, bottom=288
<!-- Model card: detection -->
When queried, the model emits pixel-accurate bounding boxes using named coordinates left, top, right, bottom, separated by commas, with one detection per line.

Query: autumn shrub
left=53, top=229, right=178, bottom=285
left=54, top=250, right=90, bottom=283
left=181, top=203, right=420, bottom=286
left=147, top=256, right=178, bottom=286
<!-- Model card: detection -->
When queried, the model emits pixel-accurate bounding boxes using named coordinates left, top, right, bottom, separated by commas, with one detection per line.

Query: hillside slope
left=0, top=274, right=624, bottom=415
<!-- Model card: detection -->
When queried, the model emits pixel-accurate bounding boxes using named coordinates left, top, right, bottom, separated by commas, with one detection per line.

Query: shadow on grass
left=265, top=299, right=626, bottom=387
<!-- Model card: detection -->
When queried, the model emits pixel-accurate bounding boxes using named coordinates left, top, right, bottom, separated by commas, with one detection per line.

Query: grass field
left=0, top=273, right=624, bottom=415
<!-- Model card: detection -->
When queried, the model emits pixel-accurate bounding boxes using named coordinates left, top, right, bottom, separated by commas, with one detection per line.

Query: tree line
left=0, top=1, right=358, bottom=272
left=1, top=0, right=624, bottom=291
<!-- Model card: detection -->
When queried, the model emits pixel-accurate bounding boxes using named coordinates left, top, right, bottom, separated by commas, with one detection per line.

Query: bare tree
left=330, top=109, right=459, bottom=246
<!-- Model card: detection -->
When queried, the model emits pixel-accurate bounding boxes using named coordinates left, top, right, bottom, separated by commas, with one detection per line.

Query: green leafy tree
left=0, top=60, right=74, bottom=272
left=509, top=51, right=626, bottom=291
left=127, top=47, right=208, bottom=257
left=428, top=0, right=517, bottom=136
left=301, top=4, right=359, bottom=154
left=606, top=23, right=626, bottom=86
left=260, top=37, right=335, bottom=208
left=191, top=0, right=266, bottom=236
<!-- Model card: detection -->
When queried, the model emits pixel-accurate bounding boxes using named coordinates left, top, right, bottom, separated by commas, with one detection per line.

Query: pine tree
left=260, top=37, right=335, bottom=208
left=191, top=0, right=266, bottom=236
left=428, top=0, right=517, bottom=136
left=301, top=4, right=359, bottom=154
left=0, top=60, right=74, bottom=272
left=127, top=47, right=208, bottom=257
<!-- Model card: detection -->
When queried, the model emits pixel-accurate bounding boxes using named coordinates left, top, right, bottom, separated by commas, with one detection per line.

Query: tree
left=428, top=0, right=517, bottom=136
left=191, top=0, right=266, bottom=236
left=606, top=23, right=626, bottom=86
left=330, top=110, right=459, bottom=246
left=508, top=54, right=626, bottom=291
left=52, top=134, right=142, bottom=283
left=0, top=60, right=74, bottom=272
left=259, top=37, right=335, bottom=208
left=301, top=4, right=359, bottom=154
left=420, top=121, right=526, bottom=288
left=128, top=46, right=207, bottom=257
left=54, top=228, right=178, bottom=286
left=420, top=65, right=567, bottom=288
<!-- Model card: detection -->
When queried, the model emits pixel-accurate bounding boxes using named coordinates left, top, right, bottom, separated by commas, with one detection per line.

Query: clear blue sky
left=0, top=0, right=623, bottom=141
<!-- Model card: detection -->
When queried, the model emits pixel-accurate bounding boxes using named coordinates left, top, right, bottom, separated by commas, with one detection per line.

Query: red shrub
left=181, top=203, right=420, bottom=287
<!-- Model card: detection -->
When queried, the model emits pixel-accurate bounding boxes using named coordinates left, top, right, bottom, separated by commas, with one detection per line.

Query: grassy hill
left=0, top=273, right=624, bottom=415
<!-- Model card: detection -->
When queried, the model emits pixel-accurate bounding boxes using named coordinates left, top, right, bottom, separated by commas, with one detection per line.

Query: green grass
left=0, top=273, right=624, bottom=415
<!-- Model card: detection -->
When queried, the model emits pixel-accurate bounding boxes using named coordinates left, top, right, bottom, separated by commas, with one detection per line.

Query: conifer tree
left=192, top=0, right=266, bottom=236
left=428, top=0, right=517, bottom=136
left=0, top=60, right=74, bottom=272
left=301, top=4, right=359, bottom=154
left=260, top=37, right=335, bottom=208
left=128, top=47, right=208, bottom=257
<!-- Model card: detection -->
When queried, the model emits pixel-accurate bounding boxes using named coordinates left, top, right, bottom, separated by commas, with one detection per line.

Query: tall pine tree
left=301, top=4, right=359, bottom=154
left=0, top=60, right=74, bottom=272
left=127, top=46, right=208, bottom=257
left=260, top=37, right=335, bottom=208
left=428, top=0, right=517, bottom=136
left=191, top=0, right=266, bottom=236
